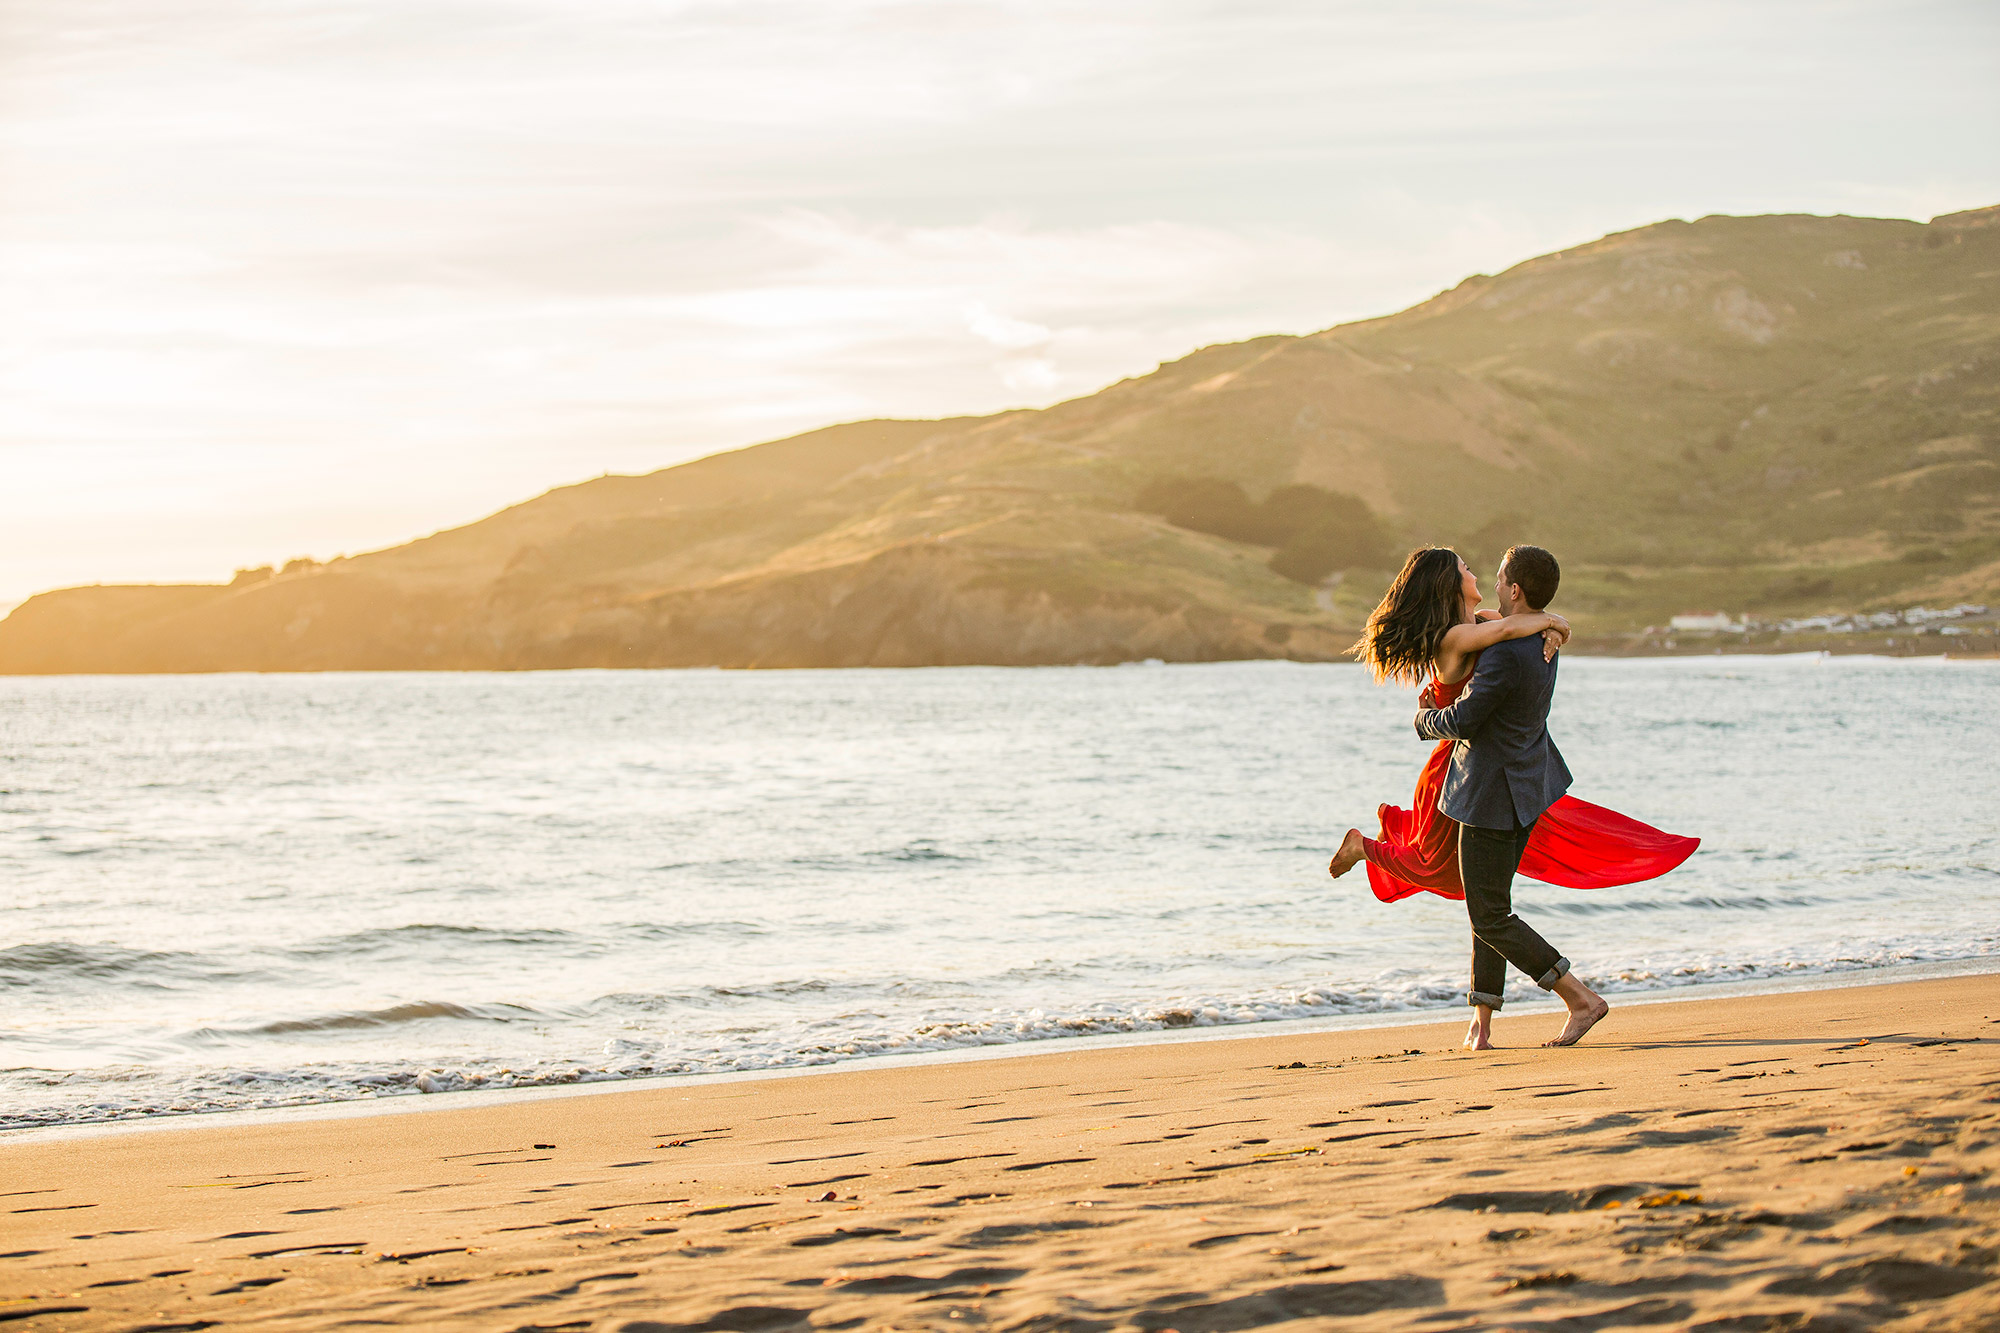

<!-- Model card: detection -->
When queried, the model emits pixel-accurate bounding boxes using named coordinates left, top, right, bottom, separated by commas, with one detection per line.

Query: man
left=1413, top=544, right=1610, bottom=1050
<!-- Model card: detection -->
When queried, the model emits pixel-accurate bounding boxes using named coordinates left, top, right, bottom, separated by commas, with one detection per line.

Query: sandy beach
left=3, top=972, right=1996, bottom=1332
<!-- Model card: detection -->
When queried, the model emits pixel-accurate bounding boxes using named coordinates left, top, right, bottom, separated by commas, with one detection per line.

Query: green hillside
left=5, top=206, right=1996, bottom=672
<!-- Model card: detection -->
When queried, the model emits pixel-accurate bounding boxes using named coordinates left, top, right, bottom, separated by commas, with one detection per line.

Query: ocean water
left=2, top=656, right=1994, bottom=1130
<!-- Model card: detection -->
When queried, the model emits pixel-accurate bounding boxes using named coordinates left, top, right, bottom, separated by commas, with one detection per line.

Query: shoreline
left=11, top=953, right=1994, bottom=1147
left=2, top=648, right=1999, bottom=680
left=4, top=971, right=1995, bottom=1332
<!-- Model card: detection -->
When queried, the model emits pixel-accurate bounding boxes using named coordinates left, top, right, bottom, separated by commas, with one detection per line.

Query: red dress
left=1362, top=670, right=1699, bottom=904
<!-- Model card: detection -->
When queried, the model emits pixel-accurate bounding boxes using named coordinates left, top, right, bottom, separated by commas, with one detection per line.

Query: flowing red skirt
left=1362, top=740, right=1699, bottom=904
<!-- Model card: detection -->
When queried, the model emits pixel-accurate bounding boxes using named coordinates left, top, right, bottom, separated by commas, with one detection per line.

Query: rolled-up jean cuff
left=1466, top=990, right=1504, bottom=1010
left=1536, top=956, right=1571, bottom=990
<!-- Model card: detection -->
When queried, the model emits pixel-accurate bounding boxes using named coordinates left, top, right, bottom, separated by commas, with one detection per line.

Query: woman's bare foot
left=1463, top=1006, right=1495, bottom=1051
left=1327, top=828, right=1366, bottom=879
left=1544, top=975, right=1610, bottom=1047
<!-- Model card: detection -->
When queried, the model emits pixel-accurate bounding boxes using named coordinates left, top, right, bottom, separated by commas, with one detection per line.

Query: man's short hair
left=1501, top=544, right=1559, bottom=610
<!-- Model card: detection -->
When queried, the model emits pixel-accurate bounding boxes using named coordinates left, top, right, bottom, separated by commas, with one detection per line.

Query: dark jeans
left=1459, top=819, right=1570, bottom=1009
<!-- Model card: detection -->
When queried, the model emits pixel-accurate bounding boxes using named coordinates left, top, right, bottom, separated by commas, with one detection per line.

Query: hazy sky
left=3, top=0, right=1996, bottom=606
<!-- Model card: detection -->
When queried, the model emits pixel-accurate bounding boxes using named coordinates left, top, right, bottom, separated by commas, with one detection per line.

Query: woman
left=1328, top=546, right=1697, bottom=906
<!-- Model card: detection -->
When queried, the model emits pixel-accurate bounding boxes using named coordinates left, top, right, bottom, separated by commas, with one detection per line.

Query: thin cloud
left=0, top=0, right=1995, bottom=600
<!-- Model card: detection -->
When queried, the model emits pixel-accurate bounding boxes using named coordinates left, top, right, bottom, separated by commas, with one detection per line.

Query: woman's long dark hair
left=1350, top=547, right=1466, bottom=685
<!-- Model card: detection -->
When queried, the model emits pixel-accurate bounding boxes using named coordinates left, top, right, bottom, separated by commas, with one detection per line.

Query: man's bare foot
left=1544, top=975, right=1609, bottom=1047
left=1545, top=1000, right=1608, bottom=1047
left=1463, top=1009, right=1495, bottom=1051
left=1327, top=828, right=1366, bottom=879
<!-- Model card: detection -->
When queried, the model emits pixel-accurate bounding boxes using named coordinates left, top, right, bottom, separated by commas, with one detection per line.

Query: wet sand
left=3, top=973, right=1997, bottom=1332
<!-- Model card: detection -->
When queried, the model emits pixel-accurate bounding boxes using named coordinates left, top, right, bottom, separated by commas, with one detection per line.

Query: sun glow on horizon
left=2, top=0, right=1996, bottom=605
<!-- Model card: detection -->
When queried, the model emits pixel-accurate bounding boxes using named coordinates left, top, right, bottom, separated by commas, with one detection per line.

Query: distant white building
left=1669, top=612, right=1740, bottom=632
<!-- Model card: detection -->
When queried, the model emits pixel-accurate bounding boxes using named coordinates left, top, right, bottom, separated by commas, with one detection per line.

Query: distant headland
left=5, top=206, right=1997, bottom=673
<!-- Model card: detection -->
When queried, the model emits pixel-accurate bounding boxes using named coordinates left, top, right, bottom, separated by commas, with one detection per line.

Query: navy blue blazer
left=1412, top=634, right=1572, bottom=830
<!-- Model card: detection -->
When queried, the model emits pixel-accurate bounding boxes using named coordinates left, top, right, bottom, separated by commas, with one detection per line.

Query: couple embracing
left=1329, top=544, right=1698, bottom=1049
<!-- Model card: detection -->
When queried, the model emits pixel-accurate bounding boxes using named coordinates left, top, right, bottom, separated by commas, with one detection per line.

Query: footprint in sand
left=1630, top=1127, right=1736, bottom=1146
left=1764, top=1258, right=1993, bottom=1301
left=1177, top=1118, right=1266, bottom=1131
left=954, top=1220, right=1104, bottom=1246
left=619, top=1302, right=810, bottom=1332
left=1001, top=1158, right=1093, bottom=1172
left=212, top=1276, right=286, bottom=1295
left=907, top=1152, right=1014, bottom=1168
left=246, top=1241, right=366, bottom=1258
left=829, top=1265, right=1024, bottom=1294
left=684, top=1202, right=775, bottom=1218
left=1859, top=1214, right=1963, bottom=1234
left=1428, top=1184, right=1696, bottom=1214
left=1139, top=1275, right=1444, bottom=1325
left=1190, top=1230, right=1284, bottom=1249
left=788, top=1226, right=900, bottom=1247
left=768, top=1151, right=867, bottom=1165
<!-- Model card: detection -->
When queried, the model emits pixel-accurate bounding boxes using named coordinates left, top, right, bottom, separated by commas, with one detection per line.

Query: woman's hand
left=1418, top=681, right=1439, bottom=709
left=1540, top=613, right=1571, bottom=661
left=1442, top=609, right=1572, bottom=664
